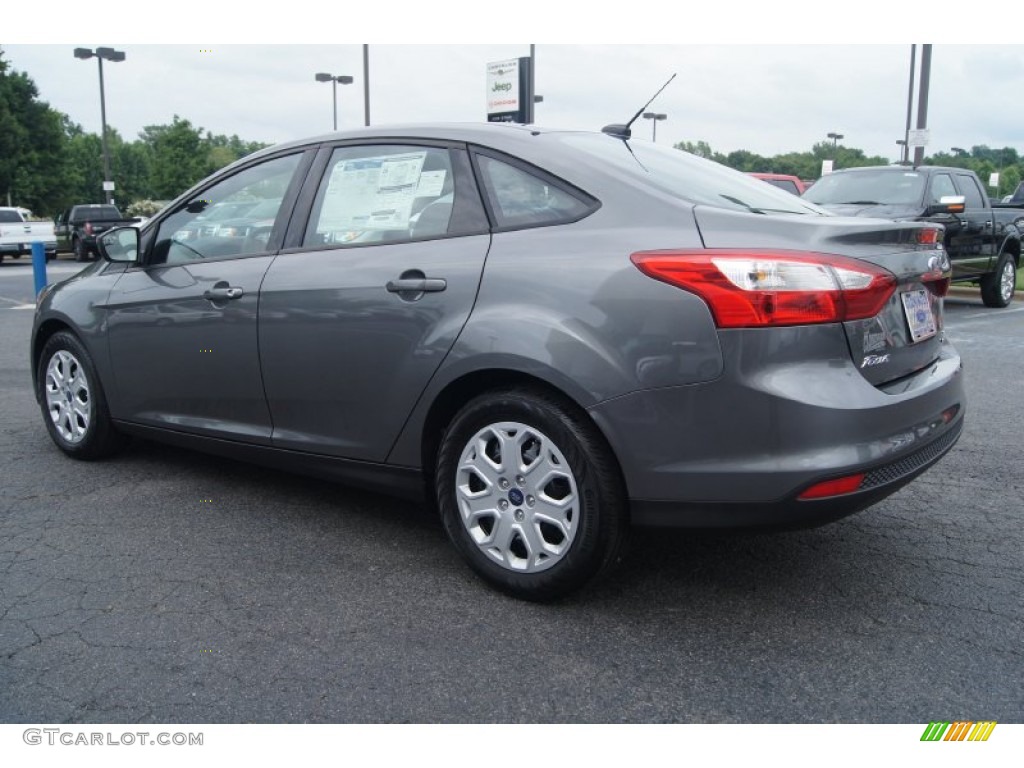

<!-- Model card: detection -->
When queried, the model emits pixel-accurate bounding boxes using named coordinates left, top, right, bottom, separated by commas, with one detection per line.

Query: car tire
left=72, top=237, right=86, bottom=262
left=37, top=331, right=127, bottom=460
left=435, top=387, right=628, bottom=601
left=980, top=251, right=1017, bottom=308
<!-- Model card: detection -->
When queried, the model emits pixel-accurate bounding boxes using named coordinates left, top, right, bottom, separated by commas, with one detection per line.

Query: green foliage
left=0, top=50, right=69, bottom=213
left=126, top=199, right=167, bottom=217
left=0, top=49, right=270, bottom=217
left=674, top=137, right=1024, bottom=197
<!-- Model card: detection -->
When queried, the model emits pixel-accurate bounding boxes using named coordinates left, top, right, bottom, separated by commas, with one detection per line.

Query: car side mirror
left=97, top=226, right=140, bottom=263
left=928, top=195, right=966, bottom=216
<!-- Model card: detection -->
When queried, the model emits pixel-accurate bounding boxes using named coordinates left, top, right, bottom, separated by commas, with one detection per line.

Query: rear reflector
left=631, top=250, right=897, bottom=328
left=798, top=473, right=866, bottom=500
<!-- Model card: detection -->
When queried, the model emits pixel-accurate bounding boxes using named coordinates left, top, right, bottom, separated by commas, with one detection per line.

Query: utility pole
left=913, top=45, right=932, bottom=167
left=363, top=45, right=370, bottom=127
left=903, top=45, right=916, bottom=164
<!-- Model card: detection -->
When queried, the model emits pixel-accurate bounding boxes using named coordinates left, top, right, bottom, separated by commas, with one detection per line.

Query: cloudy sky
left=6, top=7, right=1021, bottom=164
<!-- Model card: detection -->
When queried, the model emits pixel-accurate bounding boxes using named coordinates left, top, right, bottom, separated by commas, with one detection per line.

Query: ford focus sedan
left=32, top=123, right=964, bottom=601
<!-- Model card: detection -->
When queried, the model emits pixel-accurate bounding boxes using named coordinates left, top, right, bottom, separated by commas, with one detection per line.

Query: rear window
left=556, top=134, right=821, bottom=216
left=71, top=205, right=121, bottom=220
left=765, top=178, right=800, bottom=195
left=803, top=170, right=925, bottom=206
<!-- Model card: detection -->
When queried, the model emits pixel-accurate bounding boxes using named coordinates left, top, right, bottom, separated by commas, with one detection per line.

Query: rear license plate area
left=901, top=289, right=936, bottom=343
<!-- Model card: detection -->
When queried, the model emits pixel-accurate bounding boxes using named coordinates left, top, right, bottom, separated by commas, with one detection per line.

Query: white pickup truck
left=0, top=207, right=58, bottom=263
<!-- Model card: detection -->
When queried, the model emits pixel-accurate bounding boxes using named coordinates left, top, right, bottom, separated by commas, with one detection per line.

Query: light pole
left=74, top=47, right=125, bottom=205
left=315, top=73, right=354, bottom=131
left=643, top=112, right=667, bottom=142
left=896, top=139, right=907, bottom=164
left=827, top=131, right=844, bottom=167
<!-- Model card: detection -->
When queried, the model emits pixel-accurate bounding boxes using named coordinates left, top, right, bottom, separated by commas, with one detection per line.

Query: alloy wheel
left=45, top=350, right=91, bottom=443
left=455, top=421, right=579, bottom=573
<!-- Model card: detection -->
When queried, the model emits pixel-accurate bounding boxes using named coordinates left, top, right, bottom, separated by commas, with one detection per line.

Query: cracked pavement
left=1, top=267, right=1021, bottom=723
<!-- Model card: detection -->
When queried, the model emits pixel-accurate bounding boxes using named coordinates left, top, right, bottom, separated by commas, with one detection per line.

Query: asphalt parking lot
left=1, top=257, right=1021, bottom=723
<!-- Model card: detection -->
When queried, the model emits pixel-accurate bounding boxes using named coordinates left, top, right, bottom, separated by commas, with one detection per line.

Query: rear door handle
left=386, top=278, right=447, bottom=293
left=203, top=286, right=244, bottom=301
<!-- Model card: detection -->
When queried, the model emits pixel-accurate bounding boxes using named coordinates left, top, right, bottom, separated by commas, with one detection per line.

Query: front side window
left=476, top=154, right=593, bottom=228
left=304, top=145, right=459, bottom=247
left=928, top=174, right=956, bottom=204
left=151, top=153, right=300, bottom=265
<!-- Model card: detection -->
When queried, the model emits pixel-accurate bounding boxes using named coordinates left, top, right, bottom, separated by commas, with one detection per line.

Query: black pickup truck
left=54, top=204, right=137, bottom=262
left=804, top=166, right=1023, bottom=307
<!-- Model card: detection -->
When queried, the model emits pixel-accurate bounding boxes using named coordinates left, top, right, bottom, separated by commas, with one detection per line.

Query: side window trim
left=140, top=149, right=314, bottom=268
left=468, top=146, right=600, bottom=233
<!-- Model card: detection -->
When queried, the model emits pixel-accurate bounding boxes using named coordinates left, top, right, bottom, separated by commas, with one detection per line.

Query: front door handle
left=204, top=286, right=244, bottom=301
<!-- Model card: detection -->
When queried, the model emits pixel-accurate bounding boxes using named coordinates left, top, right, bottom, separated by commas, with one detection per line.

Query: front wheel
left=980, top=251, right=1017, bottom=308
left=37, top=331, right=127, bottom=460
left=435, top=388, right=628, bottom=601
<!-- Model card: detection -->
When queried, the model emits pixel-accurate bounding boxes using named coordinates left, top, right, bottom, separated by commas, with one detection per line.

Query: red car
left=747, top=173, right=809, bottom=196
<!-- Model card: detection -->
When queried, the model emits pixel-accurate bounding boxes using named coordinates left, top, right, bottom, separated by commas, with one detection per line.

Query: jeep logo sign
left=487, top=57, right=532, bottom=124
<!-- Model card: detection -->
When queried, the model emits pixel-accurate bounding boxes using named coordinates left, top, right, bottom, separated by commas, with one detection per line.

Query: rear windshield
left=0, top=210, right=23, bottom=223
left=803, top=170, right=926, bottom=206
left=72, top=205, right=122, bottom=220
left=765, top=178, right=800, bottom=195
left=555, top=134, right=822, bottom=216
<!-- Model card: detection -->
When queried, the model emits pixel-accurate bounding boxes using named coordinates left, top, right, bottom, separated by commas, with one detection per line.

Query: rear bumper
left=0, top=241, right=57, bottom=255
left=588, top=324, right=965, bottom=529
left=629, top=416, right=962, bottom=529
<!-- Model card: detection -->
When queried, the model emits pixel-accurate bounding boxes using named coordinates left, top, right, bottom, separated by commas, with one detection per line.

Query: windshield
left=555, top=133, right=823, bottom=216
left=803, top=169, right=926, bottom=206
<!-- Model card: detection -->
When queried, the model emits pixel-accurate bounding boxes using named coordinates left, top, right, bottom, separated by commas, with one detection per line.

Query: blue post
left=32, top=241, right=47, bottom=297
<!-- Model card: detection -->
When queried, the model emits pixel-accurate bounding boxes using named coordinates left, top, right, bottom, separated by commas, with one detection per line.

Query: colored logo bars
left=921, top=721, right=997, bottom=742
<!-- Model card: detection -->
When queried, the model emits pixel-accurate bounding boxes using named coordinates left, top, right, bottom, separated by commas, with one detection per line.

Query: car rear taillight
left=630, top=250, right=897, bottom=328
left=916, top=228, right=941, bottom=245
left=84, top=222, right=94, bottom=235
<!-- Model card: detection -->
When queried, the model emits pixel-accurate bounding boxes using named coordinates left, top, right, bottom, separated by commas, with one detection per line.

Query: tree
left=0, top=49, right=69, bottom=213
left=141, top=116, right=207, bottom=199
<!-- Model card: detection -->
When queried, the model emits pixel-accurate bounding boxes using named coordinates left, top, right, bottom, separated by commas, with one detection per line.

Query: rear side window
left=475, top=154, right=595, bottom=229
left=955, top=174, right=985, bottom=209
left=0, top=210, right=21, bottom=223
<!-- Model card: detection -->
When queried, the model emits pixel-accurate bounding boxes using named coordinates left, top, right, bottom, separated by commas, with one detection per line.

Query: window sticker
left=416, top=170, right=447, bottom=198
left=318, top=152, right=427, bottom=232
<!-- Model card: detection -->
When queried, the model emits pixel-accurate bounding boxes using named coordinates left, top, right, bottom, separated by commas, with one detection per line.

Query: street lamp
left=642, top=112, right=667, bottom=142
left=951, top=147, right=967, bottom=158
left=315, top=72, right=354, bottom=131
left=827, top=132, right=844, bottom=152
left=74, top=47, right=125, bottom=205
left=896, top=139, right=907, bottom=164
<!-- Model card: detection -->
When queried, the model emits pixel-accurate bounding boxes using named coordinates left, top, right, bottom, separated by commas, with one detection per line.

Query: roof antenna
left=602, top=73, right=677, bottom=140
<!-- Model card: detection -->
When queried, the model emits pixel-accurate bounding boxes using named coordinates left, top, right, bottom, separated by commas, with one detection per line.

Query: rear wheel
left=72, top=237, right=88, bottom=262
left=435, top=388, right=628, bottom=601
left=37, top=331, right=127, bottom=460
left=980, top=251, right=1017, bottom=308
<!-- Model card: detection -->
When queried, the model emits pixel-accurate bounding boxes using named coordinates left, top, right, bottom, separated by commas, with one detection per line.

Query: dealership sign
left=486, top=57, right=533, bottom=123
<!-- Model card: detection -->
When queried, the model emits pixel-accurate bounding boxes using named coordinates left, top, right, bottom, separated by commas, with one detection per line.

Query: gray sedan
left=31, top=123, right=964, bottom=600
